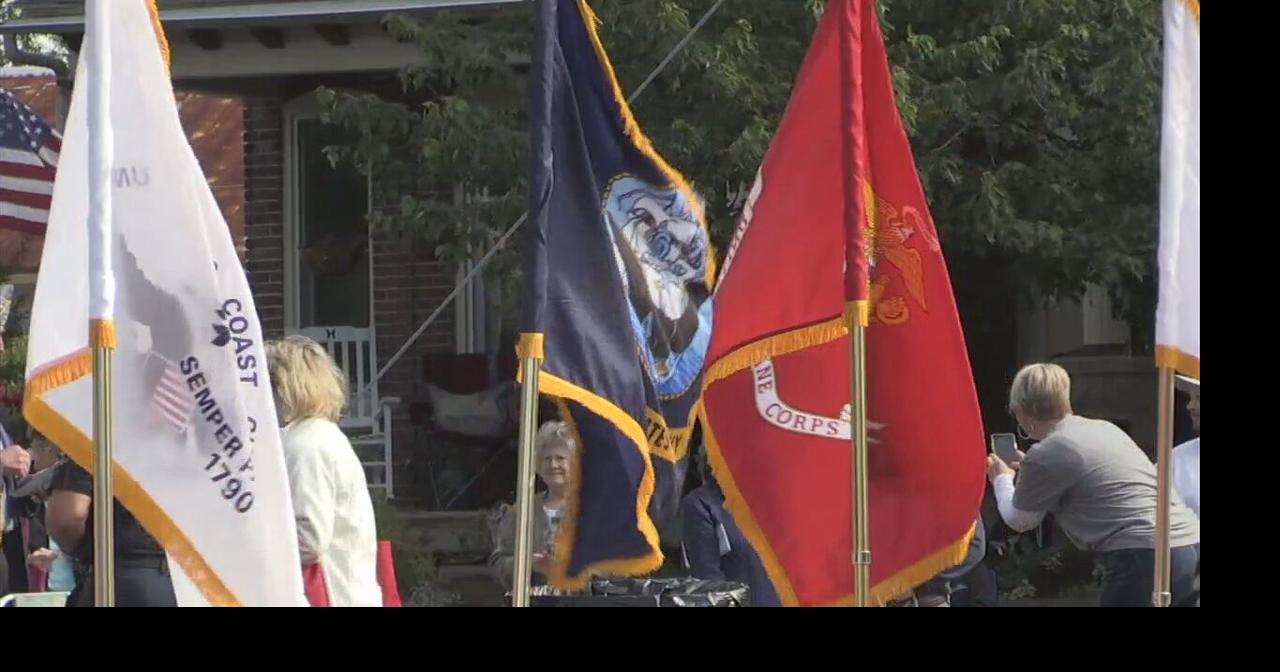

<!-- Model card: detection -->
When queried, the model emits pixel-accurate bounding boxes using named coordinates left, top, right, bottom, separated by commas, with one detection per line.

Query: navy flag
left=520, top=0, right=714, bottom=587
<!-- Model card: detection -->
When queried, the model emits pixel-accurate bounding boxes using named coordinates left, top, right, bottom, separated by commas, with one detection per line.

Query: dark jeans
left=68, top=557, right=177, bottom=607
left=1, top=530, right=28, bottom=595
left=950, top=562, right=1000, bottom=607
left=1098, top=543, right=1199, bottom=607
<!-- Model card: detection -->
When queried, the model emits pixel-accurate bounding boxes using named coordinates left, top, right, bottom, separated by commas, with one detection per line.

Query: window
left=287, top=110, right=370, bottom=329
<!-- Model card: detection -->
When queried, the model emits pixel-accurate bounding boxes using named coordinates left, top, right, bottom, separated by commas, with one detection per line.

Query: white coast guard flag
left=1155, top=0, right=1200, bottom=379
left=23, top=0, right=306, bottom=606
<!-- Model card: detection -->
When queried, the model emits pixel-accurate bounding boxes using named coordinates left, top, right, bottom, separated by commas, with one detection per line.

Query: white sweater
left=283, top=418, right=382, bottom=607
left=1173, top=438, right=1200, bottom=519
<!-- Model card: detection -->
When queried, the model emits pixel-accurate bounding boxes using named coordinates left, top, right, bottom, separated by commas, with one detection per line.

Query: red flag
left=701, top=0, right=985, bottom=607
left=839, top=0, right=871, bottom=319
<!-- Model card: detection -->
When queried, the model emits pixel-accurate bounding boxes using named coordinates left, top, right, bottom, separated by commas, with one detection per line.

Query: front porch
left=172, top=2, right=530, bottom=600
left=239, top=80, right=521, bottom=510
left=125, top=1, right=529, bottom=512
left=1, top=3, right=530, bottom=515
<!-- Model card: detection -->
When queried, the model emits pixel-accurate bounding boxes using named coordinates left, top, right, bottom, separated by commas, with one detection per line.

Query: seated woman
left=680, top=448, right=780, bottom=607
left=490, top=420, right=574, bottom=591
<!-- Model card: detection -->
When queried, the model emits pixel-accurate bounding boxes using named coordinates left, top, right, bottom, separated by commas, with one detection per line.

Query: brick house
left=3, top=0, right=1181, bottom=517
left=2, top=0, right=525, bottom=509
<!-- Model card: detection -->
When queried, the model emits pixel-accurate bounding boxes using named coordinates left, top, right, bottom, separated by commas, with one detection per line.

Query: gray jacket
left=488, top=492, right=562, bottom=590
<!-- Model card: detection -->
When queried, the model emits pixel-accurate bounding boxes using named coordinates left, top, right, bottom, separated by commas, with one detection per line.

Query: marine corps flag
left=520, top=0, right=715, bottom=586
left=700, top=0, right=985, bottom=606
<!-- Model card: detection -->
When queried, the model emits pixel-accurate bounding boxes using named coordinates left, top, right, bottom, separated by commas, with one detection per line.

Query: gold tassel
left=703, top=317, right=848, bottom=389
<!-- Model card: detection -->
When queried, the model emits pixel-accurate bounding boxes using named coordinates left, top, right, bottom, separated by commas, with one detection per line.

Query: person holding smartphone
left=986, top=363, right=1200, bottom=607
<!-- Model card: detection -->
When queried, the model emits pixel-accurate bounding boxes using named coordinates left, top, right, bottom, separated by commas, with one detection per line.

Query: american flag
left=0, top=87, right=60, bottom=235
left=147, top=352, right=194, bottom=433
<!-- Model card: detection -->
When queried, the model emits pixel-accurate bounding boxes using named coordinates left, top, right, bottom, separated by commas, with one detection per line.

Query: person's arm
left=1, top=444, right=31, bottom=478
left=287, top=443, right=338, bottom=566
left=987, top=451, right=1051, bottom=533
left=488, top=505, right=517, bottom=590
left=992, top=474, right=1046, bottom=532
left=48, top=462, right=93, bottom=553
left=26, top=547, right=59, bottom=572
left=1172, top=443, right=1199, bottom=516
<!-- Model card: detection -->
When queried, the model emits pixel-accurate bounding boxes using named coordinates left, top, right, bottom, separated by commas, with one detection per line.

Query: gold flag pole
left=505, top=0, right=729, bottom=609
left=86, top=0, right=116, bottom=608
left=511, top=338, right=544, bottom=607
left=92, top=346, right=116, bottom=607
left=846, top=303, right=871, bottom=607
left=1152, top=367, right=1175, bottom=607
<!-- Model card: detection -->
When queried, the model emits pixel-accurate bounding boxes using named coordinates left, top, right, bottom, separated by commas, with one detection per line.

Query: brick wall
left=241, top=93, right=456, bottom=499
left=243, top=95, right=286, bottom=337
left=371, top=222, right=456, bottom=500
left=371, top=232, right=455, bottom=402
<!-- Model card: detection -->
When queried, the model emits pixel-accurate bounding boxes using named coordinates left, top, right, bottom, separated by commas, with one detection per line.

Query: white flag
left=24, top=0, right=306, bottom=606
left=1155, top=0, right=1200, bottom=379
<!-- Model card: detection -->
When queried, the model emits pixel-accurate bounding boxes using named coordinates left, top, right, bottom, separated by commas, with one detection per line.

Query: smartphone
left=990, top=433, right=1020, bottom=464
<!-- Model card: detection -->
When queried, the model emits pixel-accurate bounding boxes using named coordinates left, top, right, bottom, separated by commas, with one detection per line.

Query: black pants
left=1, top=530, right=28, bottom=595
left=68, top=557, right=177, bottom=607
left=950, top=562, right=1000, bottom=607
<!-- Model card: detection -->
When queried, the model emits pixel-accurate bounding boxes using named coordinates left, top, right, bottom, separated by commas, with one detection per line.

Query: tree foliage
left=320, top=0, right=1163, bottom=339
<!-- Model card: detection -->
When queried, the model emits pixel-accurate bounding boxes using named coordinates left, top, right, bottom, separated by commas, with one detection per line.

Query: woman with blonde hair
left=489, top=420, right=575, bottom=590
left=987, top=363, right=1200, bottom=607
left=267, top=335, right=380, bottom=607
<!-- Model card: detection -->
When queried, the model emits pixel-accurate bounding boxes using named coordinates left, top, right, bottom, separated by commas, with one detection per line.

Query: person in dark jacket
left=681, top=477, right=781, bottom=607
left=909, top=514, right=991, bottom=607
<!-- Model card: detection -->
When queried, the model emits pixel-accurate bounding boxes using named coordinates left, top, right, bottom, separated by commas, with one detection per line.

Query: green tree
left=0, top=1, right=71, bottom=67
left=317, top=1, right=827, bottom=318
left=885, top=0, right=1162, bottom=337
left=319, top=0, right=1163, bottom=342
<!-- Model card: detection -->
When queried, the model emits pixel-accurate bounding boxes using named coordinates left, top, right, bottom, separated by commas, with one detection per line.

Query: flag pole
left=1152, top=366, right=1175, bottom=607
left=86, top=0, right=116, bottom=608
left=91, top=346, right=115, bottom=607
left=840, top=0, right=872, bottom=608
left=511, top=342, right=544, bottom=607
left=848, top=314, right=871, bottom=607
left=504, top=0, right=728, bottom=608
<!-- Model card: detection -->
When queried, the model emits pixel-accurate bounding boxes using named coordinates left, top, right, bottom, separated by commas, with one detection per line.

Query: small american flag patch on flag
left=148, top=352, right=193, bottom=432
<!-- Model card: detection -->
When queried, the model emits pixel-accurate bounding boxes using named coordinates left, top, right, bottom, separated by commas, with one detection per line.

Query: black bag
left=531, top=577, right=749, bottom=607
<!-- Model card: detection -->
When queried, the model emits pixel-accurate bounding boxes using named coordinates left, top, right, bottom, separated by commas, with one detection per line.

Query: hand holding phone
left=990, top=433, right=1021, bottom=465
